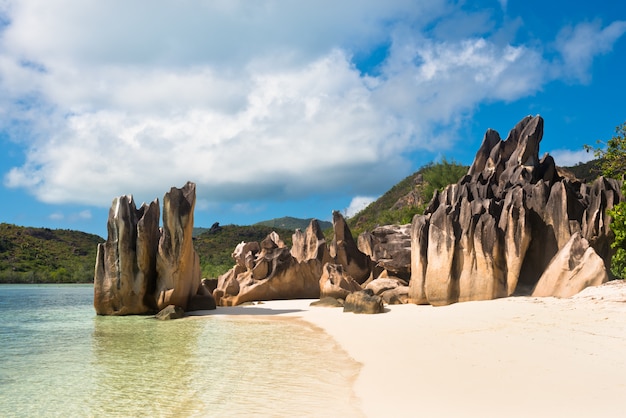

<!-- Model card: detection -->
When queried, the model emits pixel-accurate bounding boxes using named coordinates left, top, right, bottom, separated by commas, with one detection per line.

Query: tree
left=587, top=122, right=626, bottom=278
left=585, top=122, right=626, bottom=179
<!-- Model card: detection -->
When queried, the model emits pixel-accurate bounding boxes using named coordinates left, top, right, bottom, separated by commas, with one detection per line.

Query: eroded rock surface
left=94, top=182, right=210, bottom=315
left=94, top=196, right=160, bottom=315
left=344, top=290, right=385, bottom=314
left=215, top=214, right=375, bottom=306
left=358, top=224, right=411, bottom=281
left=532, top=232, right=608, bottom=298
left=409, top=115, right=622, bottom=306
left=155, top=182, right=202, bottom=311
left=319, top=263, right=363, bottom=300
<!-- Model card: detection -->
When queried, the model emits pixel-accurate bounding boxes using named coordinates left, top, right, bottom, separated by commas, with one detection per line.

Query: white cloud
left=0, top=1, right=624, bottom=210
left=549, top=149, right=596, bottom=167
left=345, top=196, right=377, bottom=218
left=554, top=20, right=626, bottom=83
left=49, top=212, right=63, bottom=221
left=75, top=210, right=92, bottom=220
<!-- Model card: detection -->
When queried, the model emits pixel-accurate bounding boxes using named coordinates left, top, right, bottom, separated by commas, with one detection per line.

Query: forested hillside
left=0, top=224, right=103, bottom=283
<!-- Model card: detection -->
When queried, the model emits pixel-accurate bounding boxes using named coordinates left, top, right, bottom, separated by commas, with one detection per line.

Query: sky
left=1, top=0, right=625, bottom=238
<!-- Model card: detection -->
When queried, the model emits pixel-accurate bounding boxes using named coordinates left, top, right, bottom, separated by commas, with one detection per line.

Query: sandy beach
left=191, top=281, right=626, bottom=418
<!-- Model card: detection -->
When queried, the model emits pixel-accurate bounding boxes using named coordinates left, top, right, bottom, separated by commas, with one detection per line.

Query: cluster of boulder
left=94, top=182, right=216, bottom=316
left=212, top=211, right=405, bottom=314
left=94, top=115, right=623, bottom=316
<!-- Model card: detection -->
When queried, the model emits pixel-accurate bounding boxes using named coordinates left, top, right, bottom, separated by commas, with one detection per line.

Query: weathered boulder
left=215, top=216, right=376, bottom=306
left=532, top=233, right=608, bottom=298
left=365, top=276, right=408, bottom=296
left=319, top=263, right=362, bottom=299
left=94, top=196, right=160, bottom=315
left=409, top=115, right=622, bottom=306
left=215, top=231, right=321, bottom=306
left=358, top=224, right=412, bottom=281
left=187, top=294, right=217, bottom=311
left=381, top=286, right=410, bottom=305
left=344, top=290, right=385, bottom=314
left=329, top=211, right=372, bottom=284
left=155, top=305, right=184, bottom=320
left=199, top=278, right=218, bottom=296
left=154, top=182, right=202, bottom=311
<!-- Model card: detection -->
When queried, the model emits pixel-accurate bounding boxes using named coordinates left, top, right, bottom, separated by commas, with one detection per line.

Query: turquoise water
left=0, top=285, right=362, bottom=417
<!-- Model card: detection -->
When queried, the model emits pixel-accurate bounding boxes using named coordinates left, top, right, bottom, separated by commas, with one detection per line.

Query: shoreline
left=190, top=281, right=626, bottom=417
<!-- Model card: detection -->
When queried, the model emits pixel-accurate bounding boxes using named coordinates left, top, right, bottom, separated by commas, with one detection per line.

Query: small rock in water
left=155, top=305, right=185, bottom=320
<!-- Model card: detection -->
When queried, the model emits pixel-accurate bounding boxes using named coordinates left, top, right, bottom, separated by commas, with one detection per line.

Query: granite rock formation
left=343, top=290, right=385, bottom=314
left=319, top=262, right=363, bottom=300
left=155, top=305, right=185, bottom=320
left=94, top=196, right=160, bottom=315
left=358, top=224, right=412, bottom=282
left=532, top=232, right=608, bottom=298
left=214, top=214, right=375, bottom=306
left=214, top=230, right=322, bottom=306
left=154, top=183, right=202, bottom=311
left=329, top=211, right=372, bottom=284
left=94, top=182, right=210, bottom=315
left=409, top=115, right=622, bottom=306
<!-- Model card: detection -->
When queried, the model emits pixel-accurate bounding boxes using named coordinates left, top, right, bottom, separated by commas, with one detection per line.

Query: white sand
left=192, top=281, right=626, bottom=418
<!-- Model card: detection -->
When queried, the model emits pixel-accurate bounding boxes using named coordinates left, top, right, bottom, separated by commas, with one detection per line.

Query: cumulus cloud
left=0, top=1, right=624, bottom=211
left=554, top=20, right=626, bottom=83
left=345, top=196, right=377, bottom=218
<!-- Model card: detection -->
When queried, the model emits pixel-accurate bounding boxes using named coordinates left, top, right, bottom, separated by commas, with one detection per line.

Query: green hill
left=254, top=216, right=332, bottom=231
left=0, top=223, right=103, bottom=283
left=347, top=159, right=469, bottom=236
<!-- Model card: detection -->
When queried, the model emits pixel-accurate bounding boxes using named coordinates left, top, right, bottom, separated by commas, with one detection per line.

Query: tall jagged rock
left=154, top=182, right=202, bottom=311
left=409, top=115, right=622, bottom=306
left=291, top=219, right=331, bottom=264
left=329, top=211, right=372, bottom=284
left=94, top=182, right=210, bottom=315
left=94, top=196, right=160, bottom=315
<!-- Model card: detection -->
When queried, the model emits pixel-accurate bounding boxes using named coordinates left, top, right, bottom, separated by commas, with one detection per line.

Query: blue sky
left=1, top=0, right=625, bottom=238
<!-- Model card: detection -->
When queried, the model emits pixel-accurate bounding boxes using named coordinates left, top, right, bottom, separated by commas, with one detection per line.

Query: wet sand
left=192, top=280, right=626, bottom=417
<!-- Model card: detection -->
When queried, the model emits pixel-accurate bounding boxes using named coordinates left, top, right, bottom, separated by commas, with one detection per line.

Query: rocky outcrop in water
left=154, top=183, right=202, bottom=311
left=94, top=196, right=160, bottom=315
left=94, top=182, right=211, bottom=315
left=409, top=115, right=622, bottom=306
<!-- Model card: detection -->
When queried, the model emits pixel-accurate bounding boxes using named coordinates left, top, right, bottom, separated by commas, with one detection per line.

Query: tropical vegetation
left=586, top=122, right=626, bottom=278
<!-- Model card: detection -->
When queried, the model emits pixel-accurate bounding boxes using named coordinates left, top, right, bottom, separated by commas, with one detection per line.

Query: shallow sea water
left=0, top=285, right=362, bottom=417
